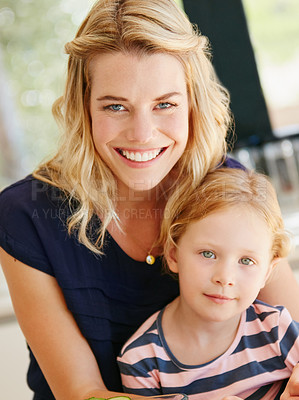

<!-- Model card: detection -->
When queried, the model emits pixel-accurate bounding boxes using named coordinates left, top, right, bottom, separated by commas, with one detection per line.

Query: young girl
left=118, top=168, right=299, bottom=400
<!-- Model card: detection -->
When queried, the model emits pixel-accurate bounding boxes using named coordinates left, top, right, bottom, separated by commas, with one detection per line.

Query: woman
left=0, top=0, right=298, bottom=399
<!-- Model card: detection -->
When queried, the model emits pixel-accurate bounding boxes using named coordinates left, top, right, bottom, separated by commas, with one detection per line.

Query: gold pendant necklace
left=145, top=238, right=157, bottom=265
left=145, top=254, right=156, bottom=265
left=127, top=234, right=157, bottom=265
left=124, top=222, right=159, bottom=266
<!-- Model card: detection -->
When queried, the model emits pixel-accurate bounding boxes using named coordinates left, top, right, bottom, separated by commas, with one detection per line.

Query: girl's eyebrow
left=96, top=92, right=182, bottom=102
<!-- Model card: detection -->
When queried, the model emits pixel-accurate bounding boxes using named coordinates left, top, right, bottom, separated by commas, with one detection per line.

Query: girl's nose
left=212, top=264, right=235, bottom=287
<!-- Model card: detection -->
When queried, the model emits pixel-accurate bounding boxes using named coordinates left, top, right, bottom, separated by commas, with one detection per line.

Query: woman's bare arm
left=222, top=364, right=299, bottom=400
left=258, top=258, right=299, bottom=321
left=280, top=363, right=299, bottom=400
left=0, top=248, right=134, bottom=400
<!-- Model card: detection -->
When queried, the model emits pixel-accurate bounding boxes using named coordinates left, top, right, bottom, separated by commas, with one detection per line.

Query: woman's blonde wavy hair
left=161, top=168, right=290, bottom=270
left=33, top=0, right=232, bottom=254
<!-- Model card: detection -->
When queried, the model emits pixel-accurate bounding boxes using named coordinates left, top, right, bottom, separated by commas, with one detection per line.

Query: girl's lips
left=204, top=294, right=234, bottom=304
left=115, top=147, right=166, bottom=163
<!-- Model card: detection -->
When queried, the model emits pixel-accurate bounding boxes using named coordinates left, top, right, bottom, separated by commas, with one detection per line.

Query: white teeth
left=120, top=149, right=162, bottom=162
left=135, top=152, right=142, bottom=162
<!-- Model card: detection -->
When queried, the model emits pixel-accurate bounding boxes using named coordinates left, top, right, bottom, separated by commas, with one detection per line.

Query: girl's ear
left=262, top=257, right=282, bottom=288
left=165, top=244, right=179, bottom=274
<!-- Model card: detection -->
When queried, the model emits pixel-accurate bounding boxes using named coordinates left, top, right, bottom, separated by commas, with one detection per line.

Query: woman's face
left=89, top=52, right=189, bottom=194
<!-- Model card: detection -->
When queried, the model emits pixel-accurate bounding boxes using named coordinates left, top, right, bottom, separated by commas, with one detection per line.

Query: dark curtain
left=183, top=0, right=274, bottom=148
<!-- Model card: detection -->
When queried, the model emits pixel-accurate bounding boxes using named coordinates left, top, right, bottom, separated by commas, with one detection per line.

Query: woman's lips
left=115, top=147, right=167, bottom=166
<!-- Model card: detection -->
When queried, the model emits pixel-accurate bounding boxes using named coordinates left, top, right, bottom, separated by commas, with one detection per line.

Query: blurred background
left=0, top=0, right=298, bottom=398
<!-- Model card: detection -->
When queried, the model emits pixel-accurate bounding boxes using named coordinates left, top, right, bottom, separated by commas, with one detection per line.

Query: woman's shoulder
left=0, top=175, right=70, bottom=226
left=0, top=175, right=72, bottom=270
left=0, top=176, right=55, bottom=272
left=222, top=156, right=246, bottom=170
left=0, top=175, right=65, bottom=207
left=1, top=175, right=33, bottom=199
left=0, top=173, right=75, bottom=236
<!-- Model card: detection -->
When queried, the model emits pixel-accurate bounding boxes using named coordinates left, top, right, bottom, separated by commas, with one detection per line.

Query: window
left=243, top=0, right=299, bottom=135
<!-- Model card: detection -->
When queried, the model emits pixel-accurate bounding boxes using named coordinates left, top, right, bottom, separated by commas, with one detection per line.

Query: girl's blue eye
left=201, top=251, right=215, bottom=259
left=240, top=257, right=254, bottom=266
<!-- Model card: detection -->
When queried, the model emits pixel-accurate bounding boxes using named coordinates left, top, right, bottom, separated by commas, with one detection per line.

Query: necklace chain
left=126, top=230, right=158, bottom=265
left=121, top=207, right=164, bottom=265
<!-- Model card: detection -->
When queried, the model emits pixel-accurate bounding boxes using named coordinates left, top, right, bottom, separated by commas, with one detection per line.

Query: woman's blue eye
left=240, top=257, right=254, bottom=266
left=105, top=104, right=124, bottom=111
left=201, top=251, right=215, bottom=259
left=157, top=102, right=172, bottom=109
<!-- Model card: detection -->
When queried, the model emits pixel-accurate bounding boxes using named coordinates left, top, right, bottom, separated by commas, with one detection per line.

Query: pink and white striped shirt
left=117, top=300, right=299, bottom=400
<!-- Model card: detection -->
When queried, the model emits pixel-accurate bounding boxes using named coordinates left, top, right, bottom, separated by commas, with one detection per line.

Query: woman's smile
left=116, top=147, right=166, bottom=163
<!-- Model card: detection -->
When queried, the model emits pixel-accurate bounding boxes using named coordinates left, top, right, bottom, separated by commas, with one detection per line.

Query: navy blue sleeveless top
left=0, top=157, right=243, bottom=399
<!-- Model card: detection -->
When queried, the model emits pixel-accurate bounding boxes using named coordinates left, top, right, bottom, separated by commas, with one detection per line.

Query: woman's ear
left=165, top=244, right=179, bottom=274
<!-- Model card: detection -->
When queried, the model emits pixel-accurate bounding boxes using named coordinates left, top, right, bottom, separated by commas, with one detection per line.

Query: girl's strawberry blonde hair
left=161, top=168, right=290, bottom=265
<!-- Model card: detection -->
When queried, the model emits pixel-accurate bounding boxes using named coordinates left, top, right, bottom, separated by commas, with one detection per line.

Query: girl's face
left=89, top=52, right=189, bottom=195
left=166, top=206, right=277, bottom=326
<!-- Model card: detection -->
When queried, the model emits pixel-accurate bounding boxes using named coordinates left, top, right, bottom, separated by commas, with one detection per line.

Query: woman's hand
left=221, top=364, right=299, bottom=400
left=281, top=364, right=299, bottom=400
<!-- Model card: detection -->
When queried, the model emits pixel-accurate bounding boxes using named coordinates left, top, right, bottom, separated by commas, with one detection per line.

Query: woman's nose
left=126, top=111, right=155, bottom=143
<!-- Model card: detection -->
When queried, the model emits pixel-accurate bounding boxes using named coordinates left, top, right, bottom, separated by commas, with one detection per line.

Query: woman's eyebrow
left=96, top=95, right=128, bottom=102
left=155, top=92, right=182, bottom=101
left=96, top=92, right=182, bottom=102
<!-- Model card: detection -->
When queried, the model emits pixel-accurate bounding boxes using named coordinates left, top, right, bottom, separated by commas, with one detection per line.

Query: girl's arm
left=0, top=248, right=135, bottom=400
left=258, top=258, right=299, bottom=321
